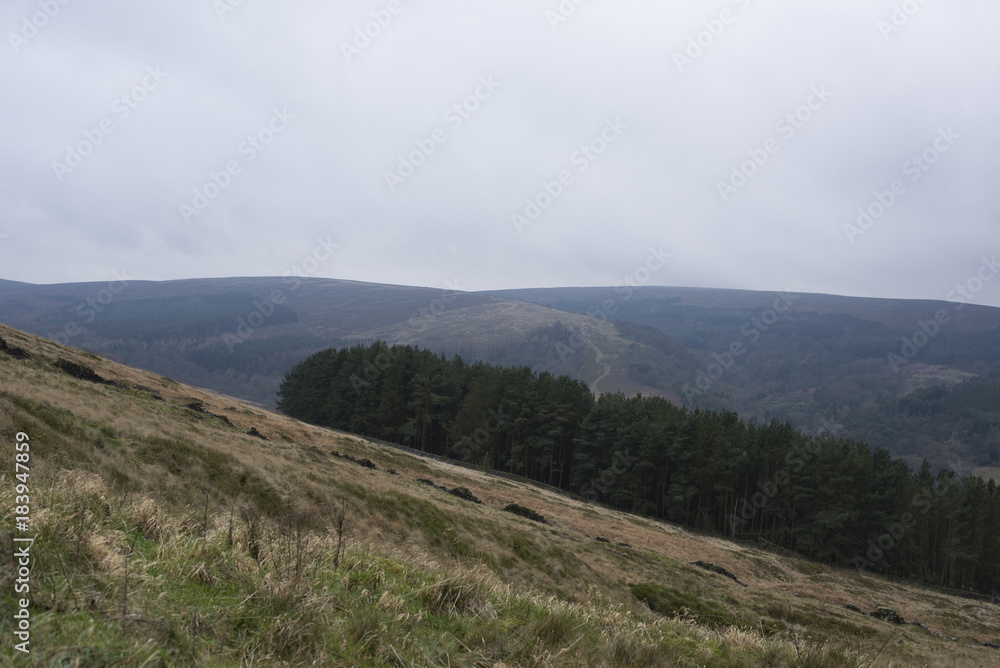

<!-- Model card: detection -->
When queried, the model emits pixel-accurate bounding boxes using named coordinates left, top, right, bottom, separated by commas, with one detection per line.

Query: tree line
left=277, top=341, right=1000, bottom=595
left=841, top=373, right=1000, bottom=468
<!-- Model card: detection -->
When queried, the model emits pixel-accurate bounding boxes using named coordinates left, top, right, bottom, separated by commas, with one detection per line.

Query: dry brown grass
left=2, top=322, right=999, bottom=666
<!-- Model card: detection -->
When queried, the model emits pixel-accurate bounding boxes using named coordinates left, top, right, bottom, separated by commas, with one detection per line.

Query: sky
left=1, top=0, right=998, bottom=307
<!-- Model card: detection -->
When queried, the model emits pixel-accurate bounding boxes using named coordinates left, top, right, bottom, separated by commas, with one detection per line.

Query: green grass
left=631, top=583, right=742, bottom=628
left=2, top=332, right=987, bottom=667
left=0, top=481, right=711, bottom=665
left=509, top=530, right=553, bottom=575
left=1, top=467, right=892, bottom=667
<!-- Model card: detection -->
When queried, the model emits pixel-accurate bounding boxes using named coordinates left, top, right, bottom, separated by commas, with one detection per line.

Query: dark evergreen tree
left=277, top=341, right=1000, bottom=596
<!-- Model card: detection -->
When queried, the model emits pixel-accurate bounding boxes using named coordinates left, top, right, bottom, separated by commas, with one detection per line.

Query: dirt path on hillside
left=590, top=346, right=612, bottom=395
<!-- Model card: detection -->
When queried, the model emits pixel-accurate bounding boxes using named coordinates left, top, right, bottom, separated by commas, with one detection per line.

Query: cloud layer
left=2, top=0, right=998, bottom=306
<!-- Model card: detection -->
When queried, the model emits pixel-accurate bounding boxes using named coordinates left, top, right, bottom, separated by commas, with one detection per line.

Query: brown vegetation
left=1, top=323, right=998, bottom=666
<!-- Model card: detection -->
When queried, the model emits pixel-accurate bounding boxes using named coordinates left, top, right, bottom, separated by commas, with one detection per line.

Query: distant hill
left=0, top=277, right=693, bottom=407
left=487, top=286, right=1000, bottom=331
left=487, top=286, right=1000, bottom=471
left=2, top=278, right=999, bottom=471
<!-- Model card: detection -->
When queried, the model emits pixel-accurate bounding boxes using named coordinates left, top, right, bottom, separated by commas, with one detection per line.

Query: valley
left=1, top=278, right=998, bottom=473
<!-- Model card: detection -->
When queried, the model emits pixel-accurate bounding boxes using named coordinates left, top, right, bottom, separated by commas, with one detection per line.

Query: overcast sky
left=1, top=0, right=998, bottom=307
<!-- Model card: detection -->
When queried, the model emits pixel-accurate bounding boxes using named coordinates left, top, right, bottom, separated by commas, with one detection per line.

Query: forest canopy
left=278, top=341, right=1000, bottom=596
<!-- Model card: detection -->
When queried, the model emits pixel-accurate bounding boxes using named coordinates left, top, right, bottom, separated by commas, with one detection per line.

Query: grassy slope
left=353, top=300, right=700, bottom=401
left=1, top=323, right=998, bottom=667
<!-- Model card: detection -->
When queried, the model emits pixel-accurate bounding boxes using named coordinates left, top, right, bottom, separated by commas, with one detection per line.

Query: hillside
left=2, top=325, right=999, bottom=666
left=485, top=287, right=1000, bottom=332
left=0, top=277, right=693, bottom=409
left=2, top=277, right=999, bottom=470
left=487, top=287, right=1000, bottom=471
left=276, top=342, right=1000, bottom=595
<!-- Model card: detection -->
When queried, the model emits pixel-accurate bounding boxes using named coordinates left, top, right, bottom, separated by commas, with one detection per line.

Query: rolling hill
left=0, top=277, right=698, bottom=407
left=488, top=286, right=1000, bottom=472
left=1, top=323, right=999, bottom=666
left=1, top=278, right=999, bottom=471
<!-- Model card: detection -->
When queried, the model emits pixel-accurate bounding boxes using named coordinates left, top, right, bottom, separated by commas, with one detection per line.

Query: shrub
left=0, top=336, right=30, bottom=359
left=502, top=503, right=546, bottom=524
left=53, top=359, right=109, bottom=384
left=872, top=606, right=905, bottom=624
left=448, top=486, right=482, bottom=504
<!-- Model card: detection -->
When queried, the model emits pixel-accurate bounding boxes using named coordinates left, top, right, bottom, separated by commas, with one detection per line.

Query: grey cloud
left=0, top=0, right=997, bottom=307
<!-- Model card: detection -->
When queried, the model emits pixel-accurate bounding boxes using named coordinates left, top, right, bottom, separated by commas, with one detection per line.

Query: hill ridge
left=2, top=277, right=999, bottom=472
